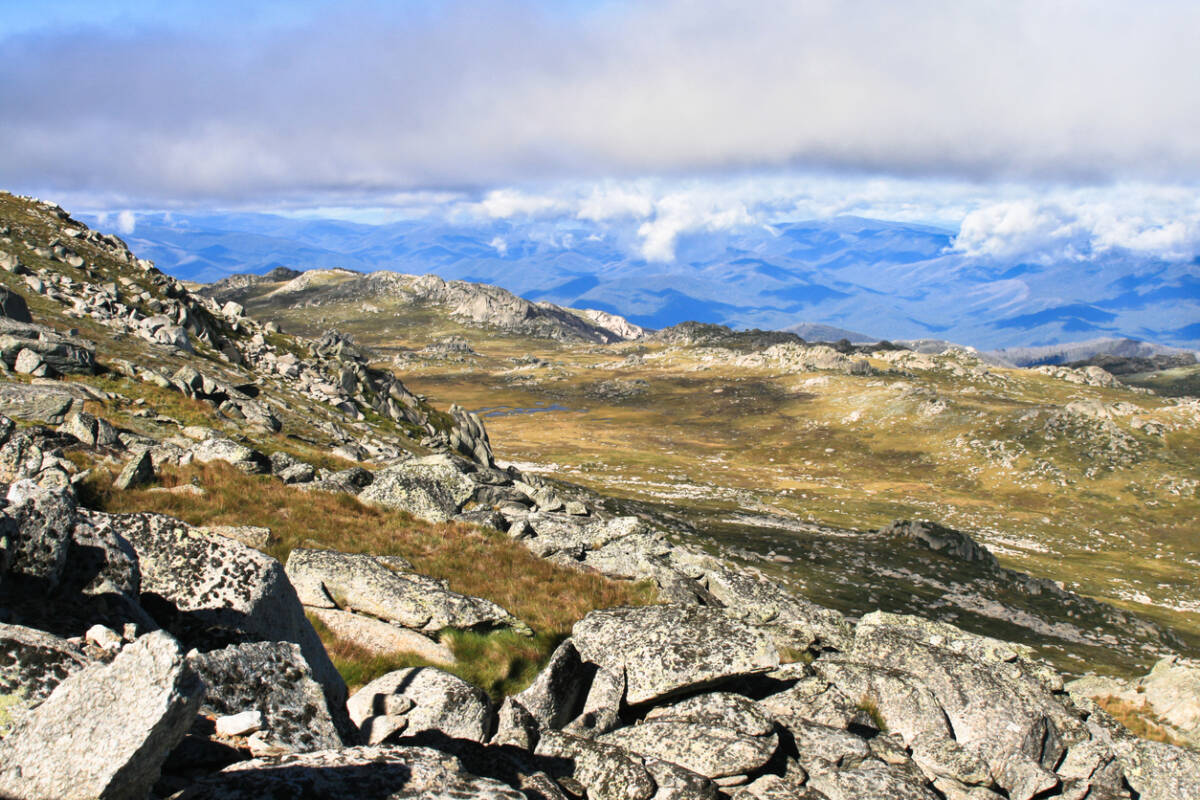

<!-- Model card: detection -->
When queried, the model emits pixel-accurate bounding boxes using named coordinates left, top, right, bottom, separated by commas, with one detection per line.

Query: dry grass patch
left=1093, top=695, right=1186, bottom=747
left=86, top=460, right=655, bottom=696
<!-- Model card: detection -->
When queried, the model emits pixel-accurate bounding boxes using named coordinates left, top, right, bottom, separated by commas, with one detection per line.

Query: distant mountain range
left=95, top=211, right=1200, bottom=350
left=989, top=337, right=1200, bottom=367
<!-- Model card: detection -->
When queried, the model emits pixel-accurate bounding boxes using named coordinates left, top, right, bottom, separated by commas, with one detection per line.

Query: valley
left=209, top=267, right=1200, bottom=678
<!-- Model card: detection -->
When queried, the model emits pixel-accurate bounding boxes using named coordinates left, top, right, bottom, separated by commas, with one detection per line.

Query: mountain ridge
left=99, top=209, right=1200, bottom=351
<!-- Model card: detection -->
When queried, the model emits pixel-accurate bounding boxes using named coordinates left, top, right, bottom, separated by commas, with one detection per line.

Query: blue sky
left=2, top=0, right=1199, bottom=267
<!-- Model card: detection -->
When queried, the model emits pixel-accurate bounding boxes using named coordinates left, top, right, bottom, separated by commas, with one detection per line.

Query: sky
left=2, top=0, right=1200, bottom=267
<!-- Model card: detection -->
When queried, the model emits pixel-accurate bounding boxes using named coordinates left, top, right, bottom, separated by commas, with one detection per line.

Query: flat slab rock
left=599, top=720, right=779, bottom=779
left=170, top=745, right=528, bottom=799
left=572, top=605, right=780, bottom=705
left=306, top=607, right=455, bottom=664
left=285, top=547, right=528, bottom=635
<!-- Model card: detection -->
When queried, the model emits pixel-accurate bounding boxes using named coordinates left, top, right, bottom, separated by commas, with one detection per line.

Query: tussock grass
left=87, top=460, right=654, bottom=696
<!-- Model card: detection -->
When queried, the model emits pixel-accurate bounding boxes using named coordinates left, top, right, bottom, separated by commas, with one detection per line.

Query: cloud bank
left=2, top=0, right=1200, bottom=204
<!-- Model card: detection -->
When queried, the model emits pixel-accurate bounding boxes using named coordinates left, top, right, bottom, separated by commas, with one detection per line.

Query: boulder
left=0, top=286, right=31, bottom=323
left=198, top=524, right=274, bottom=551
left=646, top=692, right=776, bottom=737
left=190, top=438, right=268, bottom=474
left=572, top=605, right=780, bottom=705
left=284, top=548, right=528, bottom=634
left=358, top=459, right=476, bottom=522
left=347, top=667, right=494, bottom=745
left=1138, top=656, right=1200, bottom=740
left=83, top=512, right=347, bottom=729
left=0, top=631, right=203, bottom=800
left=534, top=729, right=658, bottom=800
left=805, top=759, right=941, bottom=800
left=112, top=448, right=154, bottom=490
left=13, top=348, right=46, bottom=376
left=188, top=641, right=348, bottom=752
left=0, top=623, right=90, bottom=736
left=3, top=481, right=77, bottom=591
left=171, top=745, right=527, bottom=799
left=59, top=411, right=120, bottom=449
left=514, top=638, right=590, bottom=730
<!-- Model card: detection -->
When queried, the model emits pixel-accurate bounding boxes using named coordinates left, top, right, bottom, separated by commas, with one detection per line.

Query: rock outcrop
left=0, top=631, right=203, bottom=800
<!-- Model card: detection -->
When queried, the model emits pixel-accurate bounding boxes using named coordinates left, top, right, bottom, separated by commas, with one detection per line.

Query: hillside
left=1, top=191, right=1198, bottom=798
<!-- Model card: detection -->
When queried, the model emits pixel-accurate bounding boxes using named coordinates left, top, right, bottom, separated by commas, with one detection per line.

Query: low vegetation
left=85, top=460, right=655, bottom=696
left=1092, top=695, right=1186, bottom=748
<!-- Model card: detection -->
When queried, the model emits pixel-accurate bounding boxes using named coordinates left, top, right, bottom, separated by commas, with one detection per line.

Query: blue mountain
left=97, top=212, right=1200, bottom=350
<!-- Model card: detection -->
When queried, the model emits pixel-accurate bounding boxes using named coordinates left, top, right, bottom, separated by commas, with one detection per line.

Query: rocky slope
left=0, top=191, right=1198, bottom=798
left=202, top=268, right=647, bottom=344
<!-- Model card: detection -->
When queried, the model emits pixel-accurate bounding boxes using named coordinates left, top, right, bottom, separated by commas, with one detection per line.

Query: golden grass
left=1093, top=695, right=1187, bottom=747
left=87, top=460, right=655, bottom=696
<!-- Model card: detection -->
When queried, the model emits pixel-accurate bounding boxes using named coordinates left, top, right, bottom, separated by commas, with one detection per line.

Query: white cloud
left=115, top=210, right=136, bottom=234
left=951, top=193, right=1200, bottom=263
left=477, top=190, right=564, bottom=219
left=577, top=185, right=655, bottom=222
left=636, top=192, right=755, bottom=262
left=489, top=236, right=508, bottom=256
left=2, top=1, right=1200, bottom=202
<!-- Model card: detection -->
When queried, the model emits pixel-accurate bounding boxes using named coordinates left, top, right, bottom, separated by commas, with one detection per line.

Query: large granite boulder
left=188, top=438, right=269, bottom=474
left=358, top=458, right=476, bottom=522
left=572, top=605, right=780, bottom=705
left=285, top=548, right=528, bottom=635
left=347, top=667, right=494, bottom=745
left=3, top=481, right=77, bottom=591
left=0, top=631, right=202, bottom=800
left=0, top=623, right=90, bottom=736
left=188, top=641, right=350, bottom=752
left=83, top=512, right=347, bottom=728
